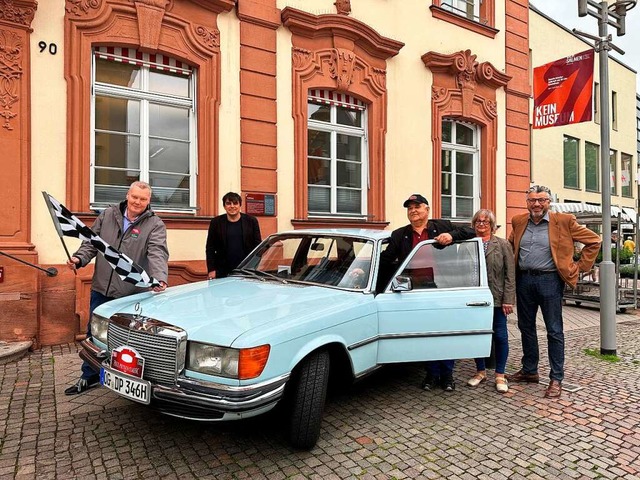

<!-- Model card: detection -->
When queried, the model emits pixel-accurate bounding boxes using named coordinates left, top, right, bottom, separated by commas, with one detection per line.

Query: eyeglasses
left=224, top=201, right=240, bottom=206
left=526, top=198, right=550, bottom=204
left=474, top=220, right=490, bottom=225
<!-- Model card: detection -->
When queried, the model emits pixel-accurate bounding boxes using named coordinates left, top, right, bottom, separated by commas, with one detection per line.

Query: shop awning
left=622, top=207, right=637, bottom=224
left=550, top=202, right=634, bottom=223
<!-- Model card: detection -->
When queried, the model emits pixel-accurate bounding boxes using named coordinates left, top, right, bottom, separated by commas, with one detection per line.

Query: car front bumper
left=79, top=339, right=289, bottom=421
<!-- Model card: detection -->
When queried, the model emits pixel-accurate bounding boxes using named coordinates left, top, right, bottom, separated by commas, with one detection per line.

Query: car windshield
left=239, top=235, right=375, bottom=290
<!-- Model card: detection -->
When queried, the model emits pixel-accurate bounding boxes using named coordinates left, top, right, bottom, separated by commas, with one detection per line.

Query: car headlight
left=187, top=342, right=270, bottom=379
left=90, top=313, right=109, bottom=344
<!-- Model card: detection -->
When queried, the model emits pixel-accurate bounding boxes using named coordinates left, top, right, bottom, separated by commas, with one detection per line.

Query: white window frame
left=307, top=100, right=369, bottom=218
left=441, top=0, right=481, bottom=22
left=441, top=120, right=480, bottom=221
left=90, top=50, right=197, bottom=212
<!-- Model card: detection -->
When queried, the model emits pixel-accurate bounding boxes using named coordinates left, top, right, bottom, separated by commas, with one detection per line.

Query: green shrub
left=595, top=247, right=634, bottom=264
left=619, top=264, right=640, bottom=278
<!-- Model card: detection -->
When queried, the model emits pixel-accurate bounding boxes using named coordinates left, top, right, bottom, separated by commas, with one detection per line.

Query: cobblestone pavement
left=1, top=306, right=639, bottom=479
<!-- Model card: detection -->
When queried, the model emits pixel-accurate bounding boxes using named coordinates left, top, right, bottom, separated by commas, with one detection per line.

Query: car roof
left=271, top=228, right=392, bottom=241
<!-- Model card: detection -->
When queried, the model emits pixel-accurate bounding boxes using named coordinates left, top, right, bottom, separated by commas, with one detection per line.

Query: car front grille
left=107, top=316, right=187, bottom=386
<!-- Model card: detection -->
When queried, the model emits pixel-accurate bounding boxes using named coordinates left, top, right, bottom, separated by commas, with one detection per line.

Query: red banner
left=533, top=49, right=594, bottom=129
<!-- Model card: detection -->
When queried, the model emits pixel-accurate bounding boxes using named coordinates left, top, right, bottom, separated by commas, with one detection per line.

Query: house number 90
left=38, top=41, right=58, bottom=55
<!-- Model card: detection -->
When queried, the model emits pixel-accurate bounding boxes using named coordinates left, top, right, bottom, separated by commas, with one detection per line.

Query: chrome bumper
left=80, top=339, right=289, bottom=421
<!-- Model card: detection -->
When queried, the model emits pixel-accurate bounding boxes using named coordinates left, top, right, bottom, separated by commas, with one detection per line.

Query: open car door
left=375, top=238, right=493, bottom=364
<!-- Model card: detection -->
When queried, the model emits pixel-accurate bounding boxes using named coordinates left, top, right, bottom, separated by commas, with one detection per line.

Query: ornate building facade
left=0, top=0, right=530, bottom=345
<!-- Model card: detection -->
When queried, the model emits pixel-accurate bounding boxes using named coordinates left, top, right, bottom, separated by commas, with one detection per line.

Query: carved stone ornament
left=0, top=0, right=37, bottom=26
left=136, top=0, right=170, bottom=8
left=423, top=49, right=510, bottom=118
left=328, top=48, right=356, bottom=91
left=0, top=0, right=35, bottom=27
left=453, top=50, right=478, bottom=91
left=292, top=47, right=313, bottom=71
left=432, top=86, right=447, bottom=101
left=65, top=0, right=102, bottom=16
left=0, top=29, right=23, bottom=130
left=334, top=0, right=351, bottom=15
left=372, top=67, right=386, bottom=90
left=195, top=25, right=220, bottom=49
left=484, top=99, right=497, bottom=117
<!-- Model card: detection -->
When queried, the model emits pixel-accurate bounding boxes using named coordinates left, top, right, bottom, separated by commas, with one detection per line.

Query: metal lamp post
left=575, top=0, right=637, bottom=355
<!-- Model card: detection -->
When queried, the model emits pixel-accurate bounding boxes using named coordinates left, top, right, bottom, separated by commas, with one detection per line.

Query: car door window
left=399, top=241, right=480, bottom=289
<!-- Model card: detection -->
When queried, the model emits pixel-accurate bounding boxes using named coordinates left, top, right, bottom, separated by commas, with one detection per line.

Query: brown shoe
left=544, top=380, right=562, bottom=398
left=506, top=369, right=539, bottom=383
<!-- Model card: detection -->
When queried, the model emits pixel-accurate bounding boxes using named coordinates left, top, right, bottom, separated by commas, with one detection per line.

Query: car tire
left=287, top=350, right=330, bottom=450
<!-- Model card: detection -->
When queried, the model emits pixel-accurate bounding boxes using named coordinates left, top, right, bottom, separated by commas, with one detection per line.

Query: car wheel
left=287, top=350, right=330, bottom=450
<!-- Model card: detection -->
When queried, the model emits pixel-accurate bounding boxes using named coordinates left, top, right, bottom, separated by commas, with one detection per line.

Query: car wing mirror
left=391, top=275, right=412, bottom=292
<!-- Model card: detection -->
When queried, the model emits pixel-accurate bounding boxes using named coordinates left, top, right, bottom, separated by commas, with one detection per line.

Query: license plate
left=100, top=366, right=151, bottom=404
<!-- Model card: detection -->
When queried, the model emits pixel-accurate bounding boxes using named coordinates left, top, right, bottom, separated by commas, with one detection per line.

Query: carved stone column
left=0, top=0, right=39, bottom=343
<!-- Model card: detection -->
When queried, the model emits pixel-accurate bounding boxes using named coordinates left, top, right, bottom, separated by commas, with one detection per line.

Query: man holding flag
left=63, top=181, right=169, bottom=395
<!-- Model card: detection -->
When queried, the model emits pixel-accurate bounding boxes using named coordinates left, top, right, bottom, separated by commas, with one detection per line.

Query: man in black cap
left=380, top=193, right=475, bottom=391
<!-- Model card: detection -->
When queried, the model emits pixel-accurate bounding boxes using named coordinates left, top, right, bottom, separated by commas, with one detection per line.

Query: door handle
left=466, top=301, right=490, bottom=306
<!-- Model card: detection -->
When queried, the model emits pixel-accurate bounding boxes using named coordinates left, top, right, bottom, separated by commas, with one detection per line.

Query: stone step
left=0, top=341, right=32, bottom=365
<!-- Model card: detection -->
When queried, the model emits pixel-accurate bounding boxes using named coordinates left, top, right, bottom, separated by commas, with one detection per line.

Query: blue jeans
left=80, top=290, right=114, bottom=380
left=516, top=272, right=565, bottom=382
left=426, top=360, right=455, bottom=378
left=475, top=307, right=509, bottom=374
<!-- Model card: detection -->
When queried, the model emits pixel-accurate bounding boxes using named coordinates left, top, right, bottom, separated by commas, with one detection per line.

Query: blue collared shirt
left=518, top=212, right=557, bottom=271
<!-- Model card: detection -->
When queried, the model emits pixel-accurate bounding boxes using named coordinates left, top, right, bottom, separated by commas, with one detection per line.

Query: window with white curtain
left=307, top=90, right=368, bottom=217
left=91, top=47, right=196, bottom=211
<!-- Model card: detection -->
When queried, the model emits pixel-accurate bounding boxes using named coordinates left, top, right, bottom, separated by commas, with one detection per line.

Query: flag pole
left=59, top=236, right=77, bottom=276
left=42, top=191, right=77, bottom=276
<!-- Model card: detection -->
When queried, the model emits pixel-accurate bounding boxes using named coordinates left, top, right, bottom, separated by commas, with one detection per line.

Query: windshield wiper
left=230, top=268, right=265, bottom=281
left=251, top=270, right=288, bottom=284
left=230, top=268, right=288, bottom=284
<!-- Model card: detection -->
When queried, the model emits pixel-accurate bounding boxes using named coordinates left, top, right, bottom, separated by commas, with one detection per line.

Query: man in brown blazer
left=508, top=185, right=601, bottom=398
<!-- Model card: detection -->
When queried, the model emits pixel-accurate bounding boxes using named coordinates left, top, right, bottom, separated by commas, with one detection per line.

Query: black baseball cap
left=403, top=194, right=429, bottom=208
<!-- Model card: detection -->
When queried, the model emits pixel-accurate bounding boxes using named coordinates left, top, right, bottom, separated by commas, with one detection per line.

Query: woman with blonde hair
left=467, top=209, right=515, bottom=393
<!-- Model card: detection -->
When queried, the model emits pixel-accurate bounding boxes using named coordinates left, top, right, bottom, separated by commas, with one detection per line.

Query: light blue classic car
left=80, top=229, right=493, bottom=449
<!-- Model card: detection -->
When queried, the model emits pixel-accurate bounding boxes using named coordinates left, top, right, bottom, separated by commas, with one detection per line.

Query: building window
left=429, top=0, right=496, bottom=37
left=563, top=136, right=579, bottom=189
left=610, top=149, right=617, bottom=195
left=441, top=120, right=479, bottom=220
left=91, top=48, right=196, bottom=211
left=621, top=153, right=633, bottom=197
left=307, top=91, right=368, bottom=217
left=612, top=91, right=618, bottom=131
left=440, top=0, right=481, bottom=22
left=594, top=82, right=600, bottom=124
left=585, top=141, right=600, bottom=192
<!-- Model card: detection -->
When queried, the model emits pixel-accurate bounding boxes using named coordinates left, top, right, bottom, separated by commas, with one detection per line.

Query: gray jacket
left=485, top=235, right=516, bottom=307
left=73, top=201, right=169, bottom=299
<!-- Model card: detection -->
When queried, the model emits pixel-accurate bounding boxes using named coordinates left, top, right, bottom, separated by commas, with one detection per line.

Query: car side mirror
left=391, top=275, right=412, bottom=292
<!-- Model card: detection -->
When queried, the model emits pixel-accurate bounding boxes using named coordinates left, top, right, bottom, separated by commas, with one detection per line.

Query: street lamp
left=574, top=0, right=637, bottom=355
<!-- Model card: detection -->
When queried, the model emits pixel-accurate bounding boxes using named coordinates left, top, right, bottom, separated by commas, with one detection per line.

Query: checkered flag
left=42, top=192, right=160, bottom=288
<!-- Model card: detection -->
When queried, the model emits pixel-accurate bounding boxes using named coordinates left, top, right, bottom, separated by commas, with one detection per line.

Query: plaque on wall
left=245, top=194, right=276, bottom=216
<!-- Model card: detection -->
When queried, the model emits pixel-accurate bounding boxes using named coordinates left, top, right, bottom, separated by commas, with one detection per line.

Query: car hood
left=94, top=277, right=367, bottom=346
